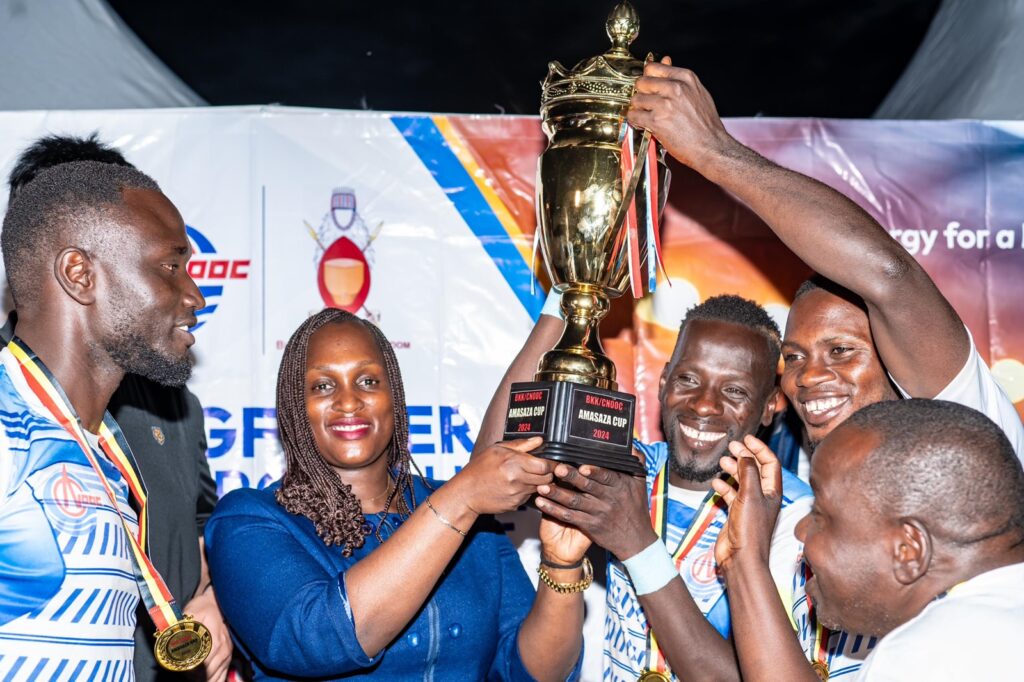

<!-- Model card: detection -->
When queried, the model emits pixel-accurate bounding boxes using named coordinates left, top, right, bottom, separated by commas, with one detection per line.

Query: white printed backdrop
left=4, top=108, right=1024, bottom=681
left=0, top=107, right=541, bottom=493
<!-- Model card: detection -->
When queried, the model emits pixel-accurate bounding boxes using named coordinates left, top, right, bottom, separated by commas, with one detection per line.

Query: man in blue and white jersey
left=0, top=161, right=204, bottom=679
left=532, top=295, right=811, bottom=681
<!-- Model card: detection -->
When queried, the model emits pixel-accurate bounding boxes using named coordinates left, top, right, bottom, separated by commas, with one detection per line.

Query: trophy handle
left=607, top=128, right=652, bottom=238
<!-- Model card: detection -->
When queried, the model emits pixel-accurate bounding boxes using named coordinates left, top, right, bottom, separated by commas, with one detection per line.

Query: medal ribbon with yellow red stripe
left=642, top=461, right=729, bottom=678
left=802, top=562, right=831, bottom=680
left=8, top=339, right=191, bottom=647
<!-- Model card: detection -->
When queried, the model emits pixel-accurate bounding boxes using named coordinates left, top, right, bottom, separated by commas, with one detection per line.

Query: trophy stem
left=535, top=284, right=617, bottom=390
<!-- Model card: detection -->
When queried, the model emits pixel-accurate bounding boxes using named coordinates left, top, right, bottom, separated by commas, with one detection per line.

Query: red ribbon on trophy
left=620, top=122, right=669, bottom=299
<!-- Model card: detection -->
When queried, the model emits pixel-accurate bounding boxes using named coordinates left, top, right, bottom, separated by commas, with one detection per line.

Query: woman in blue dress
left=206, top=309, right=588, bottom=680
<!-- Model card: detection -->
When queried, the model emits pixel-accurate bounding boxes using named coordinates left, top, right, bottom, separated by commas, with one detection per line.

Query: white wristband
left=540, top=288, right=564, bottom=319
left=621, top=539, right=679, bottom=596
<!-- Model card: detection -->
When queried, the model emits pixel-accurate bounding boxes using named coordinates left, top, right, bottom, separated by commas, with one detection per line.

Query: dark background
left=108, top=0, right=941, bottom=118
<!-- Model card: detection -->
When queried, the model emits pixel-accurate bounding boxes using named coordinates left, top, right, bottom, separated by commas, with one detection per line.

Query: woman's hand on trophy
left=534, top=462, right=657, bottom=562
left=627, top=56, right=736, bottom=169
left=453, top=437, right=554, bottom=516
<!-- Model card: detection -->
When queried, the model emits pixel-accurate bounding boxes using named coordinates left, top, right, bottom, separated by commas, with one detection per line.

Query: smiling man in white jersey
left=0, top=162, right=204, bottom=679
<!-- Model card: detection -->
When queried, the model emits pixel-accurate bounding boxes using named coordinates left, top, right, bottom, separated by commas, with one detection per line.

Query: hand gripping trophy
left=503, top=2, right=669, bottom=475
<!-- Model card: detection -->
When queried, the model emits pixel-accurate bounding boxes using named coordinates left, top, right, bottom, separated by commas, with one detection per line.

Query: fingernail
left=538, top=485, right=550, bottom=494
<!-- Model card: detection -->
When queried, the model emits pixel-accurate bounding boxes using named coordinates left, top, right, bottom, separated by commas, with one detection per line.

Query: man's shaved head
left=2, top=160, right=160, bottom=309
left=844, top=399, right=1024, bottom=544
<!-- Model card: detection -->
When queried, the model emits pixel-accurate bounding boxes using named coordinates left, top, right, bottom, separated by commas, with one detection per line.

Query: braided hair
left=275, top=308, right=418, bottom=555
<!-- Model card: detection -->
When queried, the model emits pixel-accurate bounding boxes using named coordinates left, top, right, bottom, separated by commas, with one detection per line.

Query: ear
left=54, top=247, right=97, bottom=305
left=892, top=518, right=932, bottom=585
left=760, top=386, right=780, bottom=427
left=659, top=362, right=670, bottom=396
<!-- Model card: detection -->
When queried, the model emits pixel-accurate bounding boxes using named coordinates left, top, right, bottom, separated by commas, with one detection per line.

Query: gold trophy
left=503, top=1, right=669, bottom=475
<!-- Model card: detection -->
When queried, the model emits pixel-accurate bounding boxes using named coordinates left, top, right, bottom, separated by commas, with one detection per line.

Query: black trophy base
left=503, top=380, right=642, bottom=476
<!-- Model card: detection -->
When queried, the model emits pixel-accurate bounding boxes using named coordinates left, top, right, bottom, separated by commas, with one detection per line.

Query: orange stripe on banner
left=432, top=116, right=538, bottom=272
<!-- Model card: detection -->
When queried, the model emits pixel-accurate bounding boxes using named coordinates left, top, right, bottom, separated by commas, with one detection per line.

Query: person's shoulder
left=212, top=481, right=283, bottom=519
left=780, top=467, right=813, bottom=504
left=633, top=439, right=667, bottom=479
left=867, top=588, right=1024, bottom=679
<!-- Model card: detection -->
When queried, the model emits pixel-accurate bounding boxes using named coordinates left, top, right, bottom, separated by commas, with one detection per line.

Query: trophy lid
left=541, top=2, right=647, bottom=113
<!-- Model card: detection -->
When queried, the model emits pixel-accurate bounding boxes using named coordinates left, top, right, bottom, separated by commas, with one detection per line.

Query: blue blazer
left=206, top=477, right=582, bottom=681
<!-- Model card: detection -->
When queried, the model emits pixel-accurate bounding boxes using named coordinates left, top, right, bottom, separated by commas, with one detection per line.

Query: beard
left=667, top=447, right=724, bottom=482
left=99, top=303, right=193, bottom=387
left=662, top=409, right=727, bottom=483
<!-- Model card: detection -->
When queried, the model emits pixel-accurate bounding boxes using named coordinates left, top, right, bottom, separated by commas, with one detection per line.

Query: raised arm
left=628, top=60, right=967, bottom=397
left=711, top=437, right=818, bottom=682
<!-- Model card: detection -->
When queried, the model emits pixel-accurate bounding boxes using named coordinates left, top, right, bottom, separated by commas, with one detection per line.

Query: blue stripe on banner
left=390, top=115, right=543, bottom=319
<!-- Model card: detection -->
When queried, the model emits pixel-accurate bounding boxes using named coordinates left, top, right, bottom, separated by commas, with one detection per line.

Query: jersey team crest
left=42, top=463, right=103, bottom=535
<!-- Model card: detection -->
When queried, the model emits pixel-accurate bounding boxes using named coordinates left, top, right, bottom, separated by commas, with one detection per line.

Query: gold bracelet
left=425, top=497, right=467, bottom=537
left=537, top=556, right=593, bottom=594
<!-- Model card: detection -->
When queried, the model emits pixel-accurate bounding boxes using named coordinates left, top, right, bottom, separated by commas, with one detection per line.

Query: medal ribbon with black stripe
left=641, top=461, right=730, bottom=680
left=9, top=338, right=211, bottom=672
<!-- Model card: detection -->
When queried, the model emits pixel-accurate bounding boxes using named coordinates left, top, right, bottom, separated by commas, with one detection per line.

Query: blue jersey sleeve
left=0, top=485, right=64, bottom=626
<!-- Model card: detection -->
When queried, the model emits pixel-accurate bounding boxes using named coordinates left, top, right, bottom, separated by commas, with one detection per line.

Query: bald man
left=713, top=399, right=1024, bottom=681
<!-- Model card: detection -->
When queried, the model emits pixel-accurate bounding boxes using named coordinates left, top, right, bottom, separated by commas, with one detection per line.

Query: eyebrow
left=820, top=336, right=858, bottom=344
left=310, top=360, right=381, bottom=372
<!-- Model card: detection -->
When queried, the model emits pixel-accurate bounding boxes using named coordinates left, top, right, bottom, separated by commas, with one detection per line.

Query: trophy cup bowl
left=503, top=1, right=670, bottom=475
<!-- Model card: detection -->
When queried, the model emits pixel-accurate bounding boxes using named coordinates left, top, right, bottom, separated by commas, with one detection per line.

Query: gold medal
left=638, top=671, right=672, bottom=682
left=153, top=616, right=212, bottom=672
left=810, top=661, right=830, bottom=681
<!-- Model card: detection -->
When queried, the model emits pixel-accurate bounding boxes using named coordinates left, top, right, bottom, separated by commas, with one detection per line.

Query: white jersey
left=853, top=563, right=1024, bottom=681
left=604, top=440, right=812, bottom=681
left=893, top=327, right=1024, bottom=459
left=794, top=328, right=1024, bottom=678
left=0, top=348, right=139, bottom=680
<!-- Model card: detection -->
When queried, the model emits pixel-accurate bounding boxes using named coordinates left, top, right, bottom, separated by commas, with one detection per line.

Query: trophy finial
left=606, top=2, right=639, bottom=54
